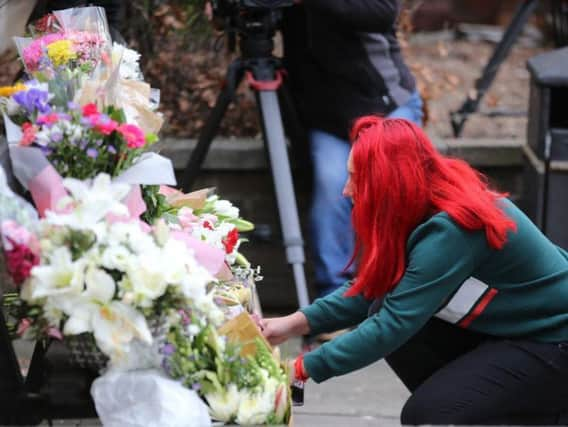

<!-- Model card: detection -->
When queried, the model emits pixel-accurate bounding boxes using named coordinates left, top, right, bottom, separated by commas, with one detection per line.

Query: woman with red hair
left=262, top=116, right=568, bottom=425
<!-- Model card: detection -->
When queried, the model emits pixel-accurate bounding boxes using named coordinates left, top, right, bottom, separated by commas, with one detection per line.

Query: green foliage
left=141, top=185, right=172, bottom=224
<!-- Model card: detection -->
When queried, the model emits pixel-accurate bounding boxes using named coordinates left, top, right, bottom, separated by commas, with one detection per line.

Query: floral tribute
left=0, top=5, right=291, bottom=426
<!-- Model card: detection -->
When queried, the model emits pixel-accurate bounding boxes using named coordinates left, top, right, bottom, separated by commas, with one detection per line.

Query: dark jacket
left=282, top=0, right=416, bottom=140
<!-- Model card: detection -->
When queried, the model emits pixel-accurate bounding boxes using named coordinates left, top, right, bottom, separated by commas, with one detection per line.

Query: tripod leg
left=181, top=60, right=244, bottom=191
left=450, top=0, right=539, bottom=137
left=256, top=90, right=310, bottom=308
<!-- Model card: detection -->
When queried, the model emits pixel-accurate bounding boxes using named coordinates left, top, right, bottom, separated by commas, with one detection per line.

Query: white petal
left=63, top=303, right=94, bottom=335
left=85, top=266, right=116, bottom=303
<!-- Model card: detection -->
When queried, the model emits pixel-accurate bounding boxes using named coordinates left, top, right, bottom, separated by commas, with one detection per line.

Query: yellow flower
left=0, top=83, right=27, bottom=98
left=46, top=40, right=77, bottom=67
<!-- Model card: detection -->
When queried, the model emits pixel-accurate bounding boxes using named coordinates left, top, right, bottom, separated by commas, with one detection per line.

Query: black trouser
left=385, top=318, right=568, bottom=425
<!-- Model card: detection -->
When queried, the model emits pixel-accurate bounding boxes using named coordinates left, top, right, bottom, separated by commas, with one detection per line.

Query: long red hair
left=344, top=116, right=517, bottom=300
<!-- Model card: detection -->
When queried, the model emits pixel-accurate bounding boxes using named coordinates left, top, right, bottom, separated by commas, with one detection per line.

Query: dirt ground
left=0, top=33, right=544, bottom=141
left=406, top=35, right=543, bottom=139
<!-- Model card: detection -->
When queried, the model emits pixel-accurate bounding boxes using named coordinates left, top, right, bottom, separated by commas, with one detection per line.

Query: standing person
left=261, top=116, right=568, bottom=425
left=281, top=1, right=423, bottom=303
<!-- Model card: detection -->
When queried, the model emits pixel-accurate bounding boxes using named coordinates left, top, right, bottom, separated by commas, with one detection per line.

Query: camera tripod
left=181, top=25, right=310, bottom=309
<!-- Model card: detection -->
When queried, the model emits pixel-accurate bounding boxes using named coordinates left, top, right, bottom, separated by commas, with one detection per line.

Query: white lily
left=29, top=247, right=85, bottom=299
left=45, top=174, right=130, bottom=229
left=91, top=301, right=152, bottom=363
left=205, top=383, right=240, bottom=423
left=63, top=265, right=116, bottom=335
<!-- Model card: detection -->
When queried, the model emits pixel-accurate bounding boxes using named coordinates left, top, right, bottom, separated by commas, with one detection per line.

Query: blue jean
left=309, top=91, right=424, bottom=297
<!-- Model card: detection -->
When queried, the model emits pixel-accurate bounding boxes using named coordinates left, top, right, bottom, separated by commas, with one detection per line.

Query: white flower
left=112, top=42, right=143, bottom=80
left=236, top=388, right=274, bottom=426
left=46, top=174, right=130, bottom=229
left=126, top=256, right=169, bottom=306
left=205, top=383, right=240, bottom=423
left=28, top=247, right=85, bottom=299
left=91, top=301, right=152, bottom=359
left=108, top=222, right=156, bottom=255
left=213, top=199, right=239, bottom=219
left=160, top=238, right=193, bottom=283
left=195, top=294, right=225, bottom=326
left=62, top=265, right=116, bottom=335
left=178, top=257, right=215, bottom=301
left=101, top=244, right=132, bottom=271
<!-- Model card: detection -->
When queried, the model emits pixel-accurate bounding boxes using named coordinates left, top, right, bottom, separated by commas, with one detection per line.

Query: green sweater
left=301, top=199, right=568, bottom=383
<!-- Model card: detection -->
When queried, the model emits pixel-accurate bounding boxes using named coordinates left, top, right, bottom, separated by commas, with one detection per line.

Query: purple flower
left=86, top=148, right=98, bottom=158
left=67, top=101, right=79, bottom=110
left=107, top=145, right=117, bottom=154
left=13, top=88, right=51, bottom=115
left=80, top=117, right=93, bottom=128
left=50, top=130, right=63, bottom=143
left=161, top=343, right=176, bottom=356
left=191, top=383, right=202, bottom=391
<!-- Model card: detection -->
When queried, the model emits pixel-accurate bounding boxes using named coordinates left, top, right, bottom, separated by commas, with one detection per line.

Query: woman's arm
left=300, top=281, right=373, bottom=335
left=303, top=217, right=490, bottom=383
left=303, top=0, right=399, bottom=33
left=262, top=281, right=372, bottom=346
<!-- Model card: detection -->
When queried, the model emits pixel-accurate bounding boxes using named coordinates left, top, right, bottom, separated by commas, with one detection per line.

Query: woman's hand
left=261, top=312, right=310, bottom=346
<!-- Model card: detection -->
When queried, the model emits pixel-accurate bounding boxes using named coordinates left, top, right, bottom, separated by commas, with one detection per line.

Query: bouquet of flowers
left=142, top=184, right=262, bottom=319
left=5, top=82, right=156, bottom=179
left=2, top=174, right=220, bottom=368
left=1, top=6, right=172, bottom=218
left=12, top=7, right=112, bottom=109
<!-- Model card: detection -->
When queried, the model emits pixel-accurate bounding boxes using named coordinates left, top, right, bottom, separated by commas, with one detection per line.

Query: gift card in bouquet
left=218, top=311, right=271, bottom=357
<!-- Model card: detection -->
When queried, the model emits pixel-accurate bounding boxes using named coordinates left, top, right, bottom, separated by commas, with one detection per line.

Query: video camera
left=212, top=0, right=294, bottom=15
left=210, top=0, right=294, bottom=40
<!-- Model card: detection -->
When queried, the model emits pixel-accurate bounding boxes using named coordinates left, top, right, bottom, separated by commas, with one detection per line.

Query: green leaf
left=228, top=218, right=255, bottom=232
left=145, top=133, right=159, bottom=145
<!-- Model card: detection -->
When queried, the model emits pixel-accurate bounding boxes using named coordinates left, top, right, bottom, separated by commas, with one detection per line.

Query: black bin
left=522, top=47, right=568, bottom=248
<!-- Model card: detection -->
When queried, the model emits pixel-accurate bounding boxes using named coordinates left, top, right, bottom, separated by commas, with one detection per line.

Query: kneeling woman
left=262, top=116, right=568, bottom=425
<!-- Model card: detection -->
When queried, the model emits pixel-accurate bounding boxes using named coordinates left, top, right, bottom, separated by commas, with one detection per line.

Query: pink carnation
left=82, top=103, right=99, bottom=117
left=37, top=113, right=60, bottom=125
left=88, top=114, right=118, bottom=135
left=22, top=33, right=65, bottom=72
left=19, top=123, right=37, bottom=146
left=117, top=124, right=146, bottom=148
left=4, top=238, right=40, bottom=285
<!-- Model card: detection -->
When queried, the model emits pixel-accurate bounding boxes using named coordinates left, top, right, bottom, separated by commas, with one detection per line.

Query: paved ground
left=282, top=338, right=409, bottom=427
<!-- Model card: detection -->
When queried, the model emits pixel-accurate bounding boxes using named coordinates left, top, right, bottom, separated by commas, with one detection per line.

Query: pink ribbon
left=171, top=230, right=225, bottom=275
left=28, top=165, right=68, bottom=217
